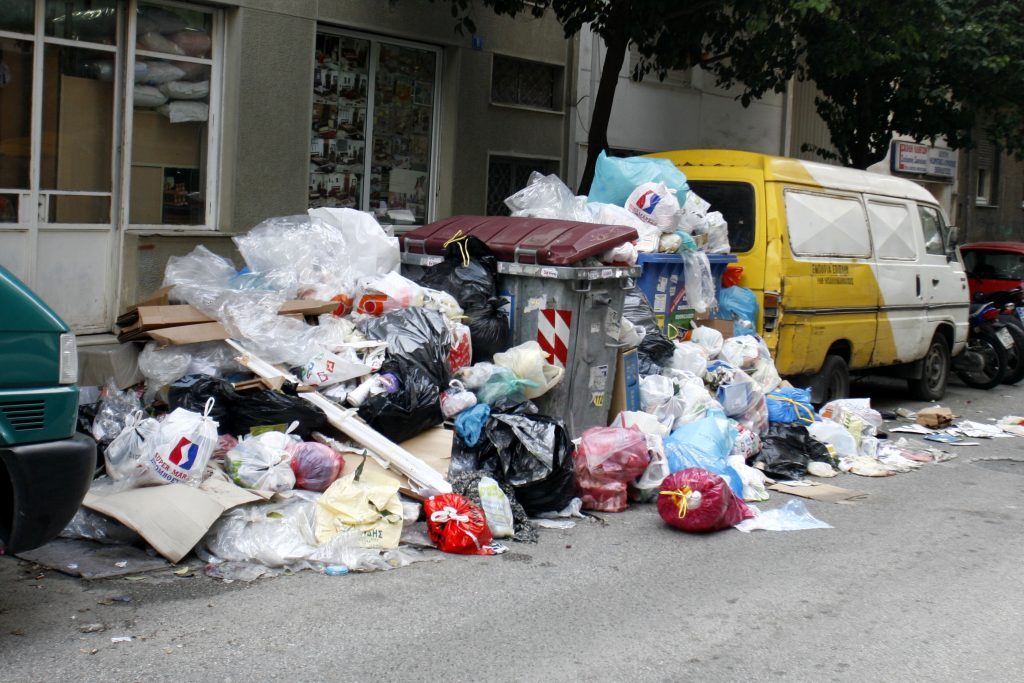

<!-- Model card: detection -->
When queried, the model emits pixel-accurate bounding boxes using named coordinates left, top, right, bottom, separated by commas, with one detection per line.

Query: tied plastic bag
left=91, top=381, right=144, bottom=447
left=663, top=410, right=743, bottom=496
left=315, top=469, right=404, bottom=548
left=440, top=381, right=478, bottom=419
left=588, top=151, right=690, bottom=207
left=704, top=211, right=731, bottom=254
left=726, top=455, right=770, bottom=502
left=767, top=387, right=817, bottom=425
left=752, top=423, right=837, bottom=480
left=669, top=341, right=708, bottom=376
left=718, top=286, right=758, bottom=336
left=104, top=410, right=160, bottom=481
left=474, top=367, right=538, bottom=407
left=735, top=500, right=832, bottom=532
left=681, top=250, right=717, bottom=315
left=492, top=341, right=565, bottom=400
left=626, top=182, right=681, bottom=230
left=226, top=428, right=298, bottom=493
left=705, top=361, right=768, bottom=435
left=573, top=427, right=650, bottom=512
left=287, top=441, right=344, bottom=492
left=640, top=375, right=685, bottom=430
left=454, top=404, right=490, bottom=448
left=750, top=358, right=783, bottom=393
left=360, top=306, right=452, bottom=387
left=357, top=360, right=443, bottom=444
left=416, top=235, right=508, bottom=364
left=425, top=493, right=496, bottom=555
left=447, top=321, right=473, bottom=374
left=730, top=422, right=762, bottom=459
left=478, top=476, right=515, bottom=539
left=146, top=399, right=218, bottom=486
left=623, top=291, right=675, bottom=372
left=690, top=325, right=724, bottom=358
left=720, top=336, right=768, bottom=370
left=658, top=468, right=754, bottom=533
left=679, top=191, right=711, bottom=232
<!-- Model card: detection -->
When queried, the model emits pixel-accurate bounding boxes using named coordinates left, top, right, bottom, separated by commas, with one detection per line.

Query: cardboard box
left=606, top=347, right=641, bottom=424
left=148, top=321, right=230, bottom=345
left=916, top=406, right=953, bottom=428
left=692, top=318, right=734, bottom=337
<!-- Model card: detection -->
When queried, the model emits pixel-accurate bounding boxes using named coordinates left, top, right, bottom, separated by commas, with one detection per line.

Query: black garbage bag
left=417, top=235, right=509, bottom=363
left=623, top=290, right=675, bottom=369
left=477, top=410, right=576, bottom=516
left=358, top=360, right=443, bottom=444
left=168, top=374, right=238, bottom=435
left=232, top=387, right=328, bottom=438
left=360, top=307, right=452, bottom=386
left=751, top=423, right=836, bottom=480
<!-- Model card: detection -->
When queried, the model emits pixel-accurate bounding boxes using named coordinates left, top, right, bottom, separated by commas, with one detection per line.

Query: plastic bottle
left=323, top=565, right=349, bottom=576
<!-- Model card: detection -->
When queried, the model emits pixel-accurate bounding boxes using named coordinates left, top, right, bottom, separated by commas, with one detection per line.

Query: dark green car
left=1, top=265, right=95, bottom=553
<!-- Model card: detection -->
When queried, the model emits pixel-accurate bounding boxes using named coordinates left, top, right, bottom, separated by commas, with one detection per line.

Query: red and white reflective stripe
left=537, top=309, right=572, bottom=369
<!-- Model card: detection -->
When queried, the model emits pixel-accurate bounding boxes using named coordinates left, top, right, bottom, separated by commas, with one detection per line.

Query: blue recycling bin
left=635, top=252, right=737, bottom=333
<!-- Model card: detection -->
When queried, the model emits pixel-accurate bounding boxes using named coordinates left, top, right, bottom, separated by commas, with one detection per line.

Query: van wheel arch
left=907, top=331, right=951, bottom=400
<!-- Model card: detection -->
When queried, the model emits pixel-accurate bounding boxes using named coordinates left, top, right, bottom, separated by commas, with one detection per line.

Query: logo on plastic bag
left=167, top=437, right=200, bottom=471
left=634, top=190, right=662, bottom=215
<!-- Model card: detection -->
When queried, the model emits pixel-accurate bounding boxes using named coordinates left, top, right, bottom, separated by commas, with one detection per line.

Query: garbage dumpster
left=635, top=252, right=737, bottom=334
left=401, top=216, right=640, bottom=437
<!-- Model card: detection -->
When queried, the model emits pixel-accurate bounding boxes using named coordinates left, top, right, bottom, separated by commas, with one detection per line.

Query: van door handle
left=932, top=278, right=940, bottom=285
left=916, top=275, right=921, bottom=297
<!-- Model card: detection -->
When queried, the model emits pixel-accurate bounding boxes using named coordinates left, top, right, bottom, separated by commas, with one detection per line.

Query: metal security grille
left=491, top=55, right=560, bottom=110
left=486, top=156, right=560, bottom=215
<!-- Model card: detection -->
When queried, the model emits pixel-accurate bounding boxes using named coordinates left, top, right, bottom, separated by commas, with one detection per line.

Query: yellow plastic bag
left=314, top=468, right=404, bottom=549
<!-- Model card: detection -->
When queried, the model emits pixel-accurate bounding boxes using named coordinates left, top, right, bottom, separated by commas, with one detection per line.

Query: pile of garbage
left=54, top=155, right=999, bottom=582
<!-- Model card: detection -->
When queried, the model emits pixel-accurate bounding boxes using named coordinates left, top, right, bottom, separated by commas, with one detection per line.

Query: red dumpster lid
left=400, top=215, right=638, bottom=266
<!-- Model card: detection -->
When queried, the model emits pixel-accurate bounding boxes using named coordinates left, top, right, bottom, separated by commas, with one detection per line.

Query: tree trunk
left=577, top=22, right=628, bottom=195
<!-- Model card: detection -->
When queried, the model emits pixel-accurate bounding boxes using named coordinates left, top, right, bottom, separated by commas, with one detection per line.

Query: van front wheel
left=815, top=355, right=850, bottom=405
left=907, top=336, right=950, bottom=401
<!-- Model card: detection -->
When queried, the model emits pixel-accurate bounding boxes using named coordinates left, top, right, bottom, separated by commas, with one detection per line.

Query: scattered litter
left=110, top=636, right=133, bottom=643
left=79, top=623, right=106, bottom=633
left=950, top=421, right=1013, bottom=438
left=79, top=648, right=99, bottom=655
left=889, top=424, right=935, bottom=435
left=924, top=434, right=979, bottom=445
left=768, top=482, right=866, bottom=503
left=916, top=406, right=954, bottom=428
left=734, top=500, right=832, bottom=532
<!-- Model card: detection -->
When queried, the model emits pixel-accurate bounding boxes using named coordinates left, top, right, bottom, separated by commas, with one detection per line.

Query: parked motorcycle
left=972, top=288, right=1024, bottom=385
left=953, top=300, right=1015, bottom=389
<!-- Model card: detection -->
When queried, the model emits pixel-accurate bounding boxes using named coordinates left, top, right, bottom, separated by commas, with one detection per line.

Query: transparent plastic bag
left=705, top=361, right=768, bottom=435
left=287, top=442, right=344, bottom=492
left=440, top=381, right=478, bottom=419
left=749, top=357, right=783, bottom=393
left=162, top=245, right=238, bottom=312
left=91, top=380, right=144, bottom=445
left=226, top=427, right=299, bottom=492
left=144, top=399, right=219, bottom=487
left=504, top=172, right=594, bottom=222
left=104, top=410, right=160, bottom=481
left=138, top=341, right=192, bottom=397
left=681, top=249, right=717, bottom=315
left=719, top=286, right=759, bottom=337
left=573, top=427, right=650, bottom=512
left=492, top=341, right=565, bottom=400
left=734, top=500, right=832, bottom=532
left=355, top=271, right=425, bottom=316
left=679, top=190, right=711, bottom=232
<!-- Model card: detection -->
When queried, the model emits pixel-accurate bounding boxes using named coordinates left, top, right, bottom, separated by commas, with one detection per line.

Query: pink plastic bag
left=286, top=442, right=345, bottom=492
left=573, top=427, right=650, bottom=512
left=657, top=468, right=754, bottom=532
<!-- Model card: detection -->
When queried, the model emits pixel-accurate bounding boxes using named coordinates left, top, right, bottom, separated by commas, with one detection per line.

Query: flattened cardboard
left=117, top=304, right=212, bottom=331
left=148, top=321, right=230, bottom=345
left=769, top=482, right=867, bottom=503
left=82, top=474, right=268, bottom=563
left=338, top=427, right=453, bottom=495
left=278, top=300, right=337, bottom=316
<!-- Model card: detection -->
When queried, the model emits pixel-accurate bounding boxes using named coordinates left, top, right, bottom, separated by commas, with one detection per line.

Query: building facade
left=0, top=0, right=571, bottom=335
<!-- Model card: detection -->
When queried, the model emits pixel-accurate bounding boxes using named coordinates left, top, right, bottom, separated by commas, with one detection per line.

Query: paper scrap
left=769, top=482, right=867, bottom=503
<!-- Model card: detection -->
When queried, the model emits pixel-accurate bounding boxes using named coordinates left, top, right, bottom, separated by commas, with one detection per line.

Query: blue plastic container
left=635, top=252, right=737, bottom=334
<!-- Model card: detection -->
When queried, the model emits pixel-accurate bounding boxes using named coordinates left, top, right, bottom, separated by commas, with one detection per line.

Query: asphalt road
left=3, top=375, right=1023, bottom=682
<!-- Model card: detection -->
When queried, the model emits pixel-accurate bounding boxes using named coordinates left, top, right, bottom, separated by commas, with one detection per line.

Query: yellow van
left=650, top=149, right=969, bottom=401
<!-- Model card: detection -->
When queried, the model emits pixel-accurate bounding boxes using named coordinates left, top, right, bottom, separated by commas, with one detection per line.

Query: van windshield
left=685, top=181, right=755, bottom=252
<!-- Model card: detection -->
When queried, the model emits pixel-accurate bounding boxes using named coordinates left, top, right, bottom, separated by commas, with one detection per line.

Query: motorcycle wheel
left=955, top=327, right=1008, bottom=390
left=1001, top=323, right=1024, bottom=385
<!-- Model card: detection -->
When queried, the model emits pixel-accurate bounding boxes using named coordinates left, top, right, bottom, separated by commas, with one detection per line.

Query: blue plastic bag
left=455, top=404, right=491, bottom=447
left=588, top=151, right=689, bottom=207
left=718, top=286, right=758, bottom=336
left=766, top=387, right=817, bottom=425
left=663, top=410, right=743, bottom=496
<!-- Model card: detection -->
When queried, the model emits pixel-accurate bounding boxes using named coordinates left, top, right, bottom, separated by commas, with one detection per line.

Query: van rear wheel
left=908, top=336, right=950, bottom=400
left=814, top=355, right=850, bottom=405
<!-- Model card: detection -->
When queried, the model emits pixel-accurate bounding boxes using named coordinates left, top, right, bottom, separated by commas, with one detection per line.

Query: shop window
left=128, top=1, right=219, bottom=226
left=974, top=140, right=999, bottom=207
left=491, top=55, right=561, bottom=111
left=311, top=29, right=439, bottom=225
left=486, top=155, right=560, bottom=216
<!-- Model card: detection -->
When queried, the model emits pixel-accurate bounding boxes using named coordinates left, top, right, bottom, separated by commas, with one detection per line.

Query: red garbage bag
left=657, top=468, right=754, bottom=532
left=286, top=442, right=344, bottom=492
left=574, top=427, right=650, bottom=512
left=424, top=493, right=495, bottom=555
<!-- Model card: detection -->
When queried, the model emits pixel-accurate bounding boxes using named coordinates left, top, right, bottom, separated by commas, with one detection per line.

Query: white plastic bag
left=727, top=455, right=770, bottom=502
left=492, top=341, right=565, bottom=400
left=679, top=190, right=711, bottom=232
left=610, top=410, right=670, bottom=437
left=681, top=249, right=717, bottom=315
left=133, top=85, right=167, bottom=107
left=226, top=427, right=299, bottom=493
left=704, top=211, right=731, bottom=254
left=690, top=325, right=724, bottom=358
left=640, top=375, right=684, bottom=430
left=749, top=357, right=783, bottom=393
left=617, top=317, right=645, bottom=348
left=440, top=381, right=478, bottom=419
left=478, top=476, right=515, bottom=539
left=145, top=399, right=218, bottom=486
left=668, top=341, right=708, bottom=376
left=590, top=203, right=658, bottom=252
left=104, top=410, right=160, bottom=481
left=807, top=418, right=859, bottom=458
left=720, top=336, right=765, bottom=370
left=625, top=182, right=681, bottom=230
left=600, top=241, right=638, bottom=265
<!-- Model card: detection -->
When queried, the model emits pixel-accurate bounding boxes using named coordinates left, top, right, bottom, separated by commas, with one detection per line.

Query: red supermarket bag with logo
left=657, top=468, right=753, bottom=532
left=424, top=493, right=497, bottom=555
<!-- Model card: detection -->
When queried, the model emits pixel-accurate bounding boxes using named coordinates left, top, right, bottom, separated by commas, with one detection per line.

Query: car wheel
left=907, top=336, right=950, bottom=400
left=813, top=355, right=850, bottom=405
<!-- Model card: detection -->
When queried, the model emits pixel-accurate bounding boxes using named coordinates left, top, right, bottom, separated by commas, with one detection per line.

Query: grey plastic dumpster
left=400, top=216, right=641, bottom=437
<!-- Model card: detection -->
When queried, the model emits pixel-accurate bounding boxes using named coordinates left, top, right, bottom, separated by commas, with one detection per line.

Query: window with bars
left=486, top=156, right=560, bottom=215
left=490, top=55, right=562, bottom=110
